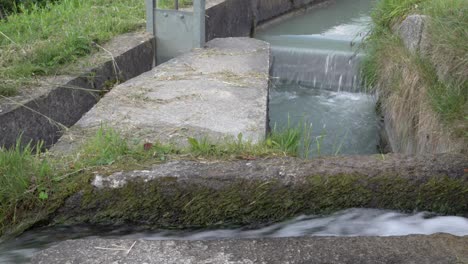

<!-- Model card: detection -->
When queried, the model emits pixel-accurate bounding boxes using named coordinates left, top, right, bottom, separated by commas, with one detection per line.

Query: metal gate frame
left=146, top=0, right=206, bottom=64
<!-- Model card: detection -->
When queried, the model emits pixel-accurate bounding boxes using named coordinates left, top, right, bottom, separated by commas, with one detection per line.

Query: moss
left=0, top=172, right=94, bottom=239
left=55, top=173, right=468, bottom=229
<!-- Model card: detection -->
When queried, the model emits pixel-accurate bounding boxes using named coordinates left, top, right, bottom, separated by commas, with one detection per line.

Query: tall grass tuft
left=0, top=140, right=52, bottom=225
left=76, top=126, right=130, bottom=166
left=268, top=122, right=302, bottom=156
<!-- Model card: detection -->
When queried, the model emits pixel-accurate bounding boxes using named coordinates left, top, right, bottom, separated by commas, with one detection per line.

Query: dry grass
left=370, top=37, right=466, bottom=153
left=362, top=0, right=467, bottom=153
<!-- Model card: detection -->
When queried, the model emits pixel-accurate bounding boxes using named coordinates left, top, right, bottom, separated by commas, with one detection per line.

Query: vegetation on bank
left=1, top=126, right=467, bottom=238
left=0, top=124, right=310, bottom=236
left=64, top=173, right=467, bottom=230
left=0, top=0, right=193, bottom=96
left=0, top=0, right=145, bottom=96
left=362, top=0, right=467, bottom=138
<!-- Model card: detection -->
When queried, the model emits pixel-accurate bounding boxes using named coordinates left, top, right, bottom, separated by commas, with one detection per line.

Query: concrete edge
left=31, top=235, right=468, bottom=264
left=0, top=32, right=155, bottom=148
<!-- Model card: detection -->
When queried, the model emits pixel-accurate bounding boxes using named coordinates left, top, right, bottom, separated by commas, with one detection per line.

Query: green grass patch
left=0, top=0, right=146, bottom=96
left=0, top=140, right=52, bottom=227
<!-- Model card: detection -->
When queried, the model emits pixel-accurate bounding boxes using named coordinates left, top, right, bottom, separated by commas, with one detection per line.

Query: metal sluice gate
left=146, top=0, right=206, bottom=64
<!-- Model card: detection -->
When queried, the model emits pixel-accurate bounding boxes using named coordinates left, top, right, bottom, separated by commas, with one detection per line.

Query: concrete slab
left=53, top=38, right=270, bottom=152
left=32, top=235, right=468, bottom=264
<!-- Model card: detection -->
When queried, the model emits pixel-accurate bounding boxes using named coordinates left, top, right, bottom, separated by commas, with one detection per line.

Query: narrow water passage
left=257, top=0, right=380, bottom=157
left=2, top=209, right=468, bottom=263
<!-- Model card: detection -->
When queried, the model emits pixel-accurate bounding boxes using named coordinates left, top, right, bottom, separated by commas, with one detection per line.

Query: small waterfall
left=255, top=0, right=372, bottom=93
left=255, top=0, right=379, bottom=157
left=271, top=45, right=363, bottom=92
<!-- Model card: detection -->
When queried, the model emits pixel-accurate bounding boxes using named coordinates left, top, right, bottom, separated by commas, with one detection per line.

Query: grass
left=362, top=0, right=467, bottom=139
left=0, top=140, right=52, bottom=226
left=0, top=127, right=158, bottom=234
left=0, top=0, right=147, bottom=96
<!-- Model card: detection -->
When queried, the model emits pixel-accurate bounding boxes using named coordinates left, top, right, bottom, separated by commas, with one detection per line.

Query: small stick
left=126, top=241, right=137, bottom=255
left=94, top=247, right=127, bottom=251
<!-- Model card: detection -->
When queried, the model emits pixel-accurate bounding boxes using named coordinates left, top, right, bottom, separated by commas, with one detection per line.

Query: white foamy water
left=255, top=0, right=373, bottom=90
left=130, top=209, right=468, bottom=240
left=269, top=82, right=380, bottom=157
left=1, top=209, right=467, bottom=263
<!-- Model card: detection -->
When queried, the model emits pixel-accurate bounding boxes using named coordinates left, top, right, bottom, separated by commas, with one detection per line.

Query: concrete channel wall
left=0, top=33, right=155, bottom=149
left=205, top=0, right=327, bottom=40
left=0, top=0, right=327, bottom=149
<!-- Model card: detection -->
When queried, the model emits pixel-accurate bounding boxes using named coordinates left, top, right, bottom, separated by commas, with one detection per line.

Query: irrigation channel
left=257, top=0, right=380, bottom=157
left=1, top=0, right=467, bottom=262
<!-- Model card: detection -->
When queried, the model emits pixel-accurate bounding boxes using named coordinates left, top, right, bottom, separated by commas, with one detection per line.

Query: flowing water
left=256, top=0, right=380, bottom=157
left=1, top=208, right=468, bottom=263
left=269, top=84, right=379, bottom=156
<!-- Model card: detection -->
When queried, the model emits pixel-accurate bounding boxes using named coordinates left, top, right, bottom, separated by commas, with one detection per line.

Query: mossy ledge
left=50, top=154, right=468, bottom=229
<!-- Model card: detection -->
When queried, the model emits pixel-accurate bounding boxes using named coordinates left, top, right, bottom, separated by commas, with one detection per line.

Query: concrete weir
left=53, top=38, right=270, bottom=151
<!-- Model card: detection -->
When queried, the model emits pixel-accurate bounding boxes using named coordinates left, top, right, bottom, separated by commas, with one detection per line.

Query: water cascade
left=256, top=0, right=381, bottom=157
left=2, top=209, right=468, bottom=263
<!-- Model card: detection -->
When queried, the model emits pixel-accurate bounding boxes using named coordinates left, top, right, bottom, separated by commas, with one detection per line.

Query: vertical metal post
left=146, top=0, right=155, bottom=34
left=193, top=0, right=206, bottom=48
left=174, top=0, right=179, bottom=10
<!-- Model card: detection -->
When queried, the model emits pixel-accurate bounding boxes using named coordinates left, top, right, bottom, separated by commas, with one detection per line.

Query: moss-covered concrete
left=2, top=154, right=466, bottom=239
left=51, top=155, right=468, bottom=229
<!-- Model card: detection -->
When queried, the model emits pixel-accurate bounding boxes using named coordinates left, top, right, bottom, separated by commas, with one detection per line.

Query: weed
left=0, top=139, right=52, bottom=227
left=268, top=121, right=301, bottom=156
